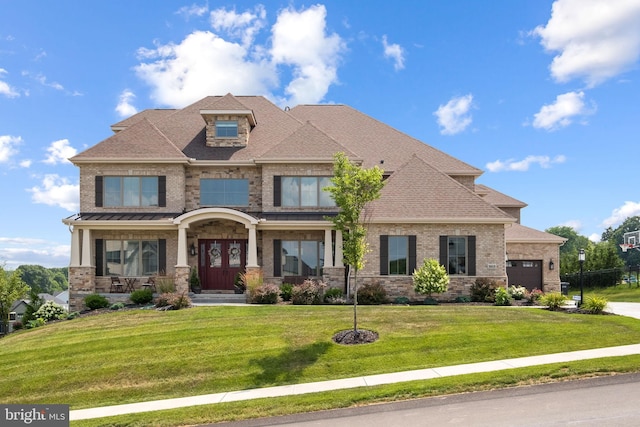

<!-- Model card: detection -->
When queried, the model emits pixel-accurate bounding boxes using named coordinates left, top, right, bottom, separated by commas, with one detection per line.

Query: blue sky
left=1, top=0, right=640, bottom=269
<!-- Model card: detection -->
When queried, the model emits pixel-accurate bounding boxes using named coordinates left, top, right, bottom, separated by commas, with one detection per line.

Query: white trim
left=174, top=208, right=259, bottom=227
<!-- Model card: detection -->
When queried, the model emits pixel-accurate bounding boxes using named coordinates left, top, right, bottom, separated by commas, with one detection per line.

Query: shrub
left=155, top=292, right=191, bottom=310
left=540, top=292, right=567, bottom=310
left=27, top=318, right=46, bottom=329
left=110, top=302, right=125, bottom=310
left=324, top=287, right=345, bottom=304
left=526, top=288, right=544, bottom=304
left=357, top=283, right=388, bottom=305
left=279, top=283, right=294, bottom=302
left=250, top=283, right=281, bottom=304
left=291, top=280, right=327, bottom=305
left=84, top=294, right=109, bottom=310
left=494, top=287, right=511, bottom=306
left=508, top=285, right=527, bottom=300
left=455, top=295, right=471, bottom=303
left=413, top=258, right=449, bottom=298
left=583, top=295, right=608, bottom=314
left=471, top=278, right=498, bottom=302
left=130, top=289, right=154, bottom=305
left=241, top=270, right=264, bottom=300
left=67, top=311, right=80, bottom=320
left=156, top=275, right=175, bottom=294
left=34, top=300, right=68, bottom=322
left=394, top=296, right=411, bottom=305
left=12, top=321, right=23, bottom=330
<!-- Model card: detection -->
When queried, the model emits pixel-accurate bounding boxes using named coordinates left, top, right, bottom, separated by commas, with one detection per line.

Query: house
left=63, top=94, right=564, bottom=310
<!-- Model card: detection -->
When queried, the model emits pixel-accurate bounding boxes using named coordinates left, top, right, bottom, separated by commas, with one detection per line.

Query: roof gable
left=259, top=121, right=358, bottom=161
left=72, top=118, right=187, bottom=162
left=367, top=155, right=512, bottom=222
left=476, top=184, right=527, bottom=208
left=506, top=223, right=567, bottom=243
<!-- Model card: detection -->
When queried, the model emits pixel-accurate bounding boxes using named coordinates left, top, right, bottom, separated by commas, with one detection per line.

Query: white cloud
left=0, top=135, right=22, bottom=163
left=533, top=0, right=640, bottom=87
left=176, top=3, right=209, bottom=19
left=486, top=154, right=566, bottom=172
left=115, top=89, right=138, bottom=117
left=135, top=5, right=345, bottom=108
left=34, top=73, right=64, bottom=91
left=0, top=68, right=19, bottom=98
left=532, top=91, right=594, bottom=131
left=601, top=201, right=640, bottom=228
left=270, top=5, right=346, bottom=106
left=0, top=237, right=70, bottom=269
left=28, top=174, right=79, bottom=212
left=382, top=35, right=405, bottom=71
left=210, top=5, right=266, bottom=46
left=433, top=94, right=473, bottom=135
left=43, top=139, right=77, bottom=165
left=20, top=159, right=32, bottom=168
left=136, top=30, right=276, bottom=108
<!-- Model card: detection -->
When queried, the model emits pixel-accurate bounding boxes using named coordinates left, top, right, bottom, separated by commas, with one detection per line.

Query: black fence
left=561, top=266, right=640, bottom=289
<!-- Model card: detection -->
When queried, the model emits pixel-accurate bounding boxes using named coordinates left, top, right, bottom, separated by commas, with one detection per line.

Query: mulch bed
left=332, top=329, right=379, bottom=345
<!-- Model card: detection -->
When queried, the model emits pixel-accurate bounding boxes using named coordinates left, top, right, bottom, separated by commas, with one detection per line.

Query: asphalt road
left=214, top=373, right=640, bottom=426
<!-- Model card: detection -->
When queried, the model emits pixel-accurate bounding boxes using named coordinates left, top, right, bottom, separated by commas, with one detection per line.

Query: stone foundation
left=68, top=266, right=96, bottom=311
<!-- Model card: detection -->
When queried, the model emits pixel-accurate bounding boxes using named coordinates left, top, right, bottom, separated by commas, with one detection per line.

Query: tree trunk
left=353, top=267, right=358, bottom=334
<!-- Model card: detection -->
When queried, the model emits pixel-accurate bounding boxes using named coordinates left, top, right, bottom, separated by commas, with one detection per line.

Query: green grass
left=570, top=283, right=640, bottom=302
left=2, top=305, right=640, bottom=426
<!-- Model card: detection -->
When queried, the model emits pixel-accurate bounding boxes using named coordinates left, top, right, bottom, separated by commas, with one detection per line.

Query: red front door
left=199, top=239, right=246, bottom=291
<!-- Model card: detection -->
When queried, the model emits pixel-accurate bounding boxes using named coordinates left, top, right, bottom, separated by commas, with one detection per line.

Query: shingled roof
left=476, top=184, right=527, bottom=208
left=506, top=223, right=567, bottom=243
left=367, top=155, right=513, bottom=222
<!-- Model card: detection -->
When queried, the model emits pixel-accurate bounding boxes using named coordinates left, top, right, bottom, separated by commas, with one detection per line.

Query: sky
left=1, top=0, right=640, bottom=269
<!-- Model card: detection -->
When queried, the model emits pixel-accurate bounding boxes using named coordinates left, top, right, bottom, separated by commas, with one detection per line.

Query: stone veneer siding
left=203, top=115, right=252, bottom=147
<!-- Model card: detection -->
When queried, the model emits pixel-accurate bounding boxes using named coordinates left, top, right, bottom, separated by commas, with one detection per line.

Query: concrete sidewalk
left=69, top=303, right=640, bottom=421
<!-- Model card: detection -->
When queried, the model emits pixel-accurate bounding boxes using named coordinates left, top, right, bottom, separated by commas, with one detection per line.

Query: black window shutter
left=273, top=239, right=281, bottom=276
left=158, top=239, right=166, bottom=274
left=158, top=176, right=166, bottom=207
left=95, top=176, right=103, bottom=207
left=467, top=236, right=476, bottom=276
left=408, top=235, right=417, bottom=274
left=95, top=239, right=103, bottom=276
left=274, top=176, right=281, bottom=207
left=380, top=235, right=389, bottom=275
left=439, top=236, right=448, bottom=267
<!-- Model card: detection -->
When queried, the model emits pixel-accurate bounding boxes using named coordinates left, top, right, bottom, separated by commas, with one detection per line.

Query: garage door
left=506, top=260, right=542, bottom=291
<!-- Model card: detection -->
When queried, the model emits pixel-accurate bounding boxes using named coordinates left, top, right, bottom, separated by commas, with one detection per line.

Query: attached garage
left=506, top=260, right=542, bottom=291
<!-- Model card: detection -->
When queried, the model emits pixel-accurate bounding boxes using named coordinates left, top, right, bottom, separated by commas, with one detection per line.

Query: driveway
left=607, top=302, right=640, bottom=320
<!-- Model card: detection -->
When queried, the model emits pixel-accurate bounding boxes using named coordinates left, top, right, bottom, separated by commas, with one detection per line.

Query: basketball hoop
left=620, top=243, right=635, bottom=253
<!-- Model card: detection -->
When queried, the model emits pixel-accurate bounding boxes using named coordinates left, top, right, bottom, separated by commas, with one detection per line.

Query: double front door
left=199, top=239, right=246, bottom=291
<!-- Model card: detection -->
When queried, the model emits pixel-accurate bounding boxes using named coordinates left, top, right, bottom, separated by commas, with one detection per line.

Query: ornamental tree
left=413, top=258, right=449, bottom=300
left=325, top=152, right=384, bottom=333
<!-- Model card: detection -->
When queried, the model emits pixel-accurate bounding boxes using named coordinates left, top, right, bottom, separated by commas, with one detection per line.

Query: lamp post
left=578, top=248, right=585, bottom=306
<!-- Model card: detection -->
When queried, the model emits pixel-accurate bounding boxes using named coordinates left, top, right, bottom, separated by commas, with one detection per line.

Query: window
left=200, top=179, right=249, bottom=206
left=104, top=240, right=159, bottom=276
left=380, top=235, right=416, bottom=275
left=280, top=240, right=324, bottom=277
left=101, top=176, right=160, bottom=207
left=215, top=120, right=238, bottom=137
left=440, top=235, right=476, bottom=276
left=280, top=176, right=335, bottom=207
left=388, top=236, right=408, bottom=275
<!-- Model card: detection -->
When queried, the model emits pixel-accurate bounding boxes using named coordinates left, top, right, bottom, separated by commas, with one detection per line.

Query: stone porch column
left=81, top=228, right=91, bottom=267
left=247, top=224, right=259, bottom=268
left=70, top=227, right=81, bottom=267
left=335, top=230, right=344, bottom=267
left=324, top=228, right=334, bottom=268
left=177, top=226, right=189, bottom=267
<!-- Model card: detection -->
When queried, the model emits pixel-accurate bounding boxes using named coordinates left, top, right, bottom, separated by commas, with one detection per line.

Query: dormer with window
left=200, top=109, right=257, bottom=148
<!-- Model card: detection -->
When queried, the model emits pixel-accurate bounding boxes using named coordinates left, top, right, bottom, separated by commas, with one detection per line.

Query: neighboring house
left=63, top=94, right=565, bottom=311
left=1, top=300, right=28, bottom=335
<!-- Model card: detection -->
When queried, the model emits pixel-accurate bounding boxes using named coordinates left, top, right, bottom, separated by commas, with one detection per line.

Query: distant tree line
left=14, top=265, right=68, bottom=295
left=546, top=216, right=640, bottom=276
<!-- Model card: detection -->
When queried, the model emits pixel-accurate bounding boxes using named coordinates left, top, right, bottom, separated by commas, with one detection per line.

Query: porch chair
left=110, top=276, right=123, bottom=293
left=142, top=276, right=157, bottom=292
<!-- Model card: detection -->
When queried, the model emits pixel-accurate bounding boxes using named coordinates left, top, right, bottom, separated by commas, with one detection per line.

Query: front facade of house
left=63, top=94, right=564, bottom=310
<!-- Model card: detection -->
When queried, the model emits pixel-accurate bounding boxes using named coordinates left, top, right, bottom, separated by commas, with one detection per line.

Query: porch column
left=324, top=228, right=334, bottom=267
left=176, top=226, right=189, bottom=267
left=335, top=230, right=344, bottom=267
left=247, top=224, right=259, bottom=268
left=81, top=228, right=92, bottom=267
left=69, top=227, right=81, bottom=267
